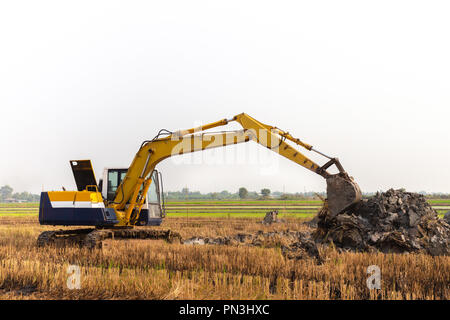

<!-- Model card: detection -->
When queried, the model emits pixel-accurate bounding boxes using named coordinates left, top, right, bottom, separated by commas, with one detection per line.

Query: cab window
left=107, top=171, right=119, bottom=201
left=147, top=171, right=159, bottom=203
left=107, top=169, right=128, bottom=202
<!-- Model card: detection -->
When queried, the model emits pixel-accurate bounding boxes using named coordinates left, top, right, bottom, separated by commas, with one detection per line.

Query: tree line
left=165, top=187, right=326, bottom=200
left=165, top=188, right=450, bottom=201
left=0, top=185, right=40, bottom=202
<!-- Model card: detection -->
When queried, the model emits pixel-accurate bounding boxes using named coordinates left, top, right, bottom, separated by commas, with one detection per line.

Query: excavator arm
left=112, top=113, right=361, bottom=226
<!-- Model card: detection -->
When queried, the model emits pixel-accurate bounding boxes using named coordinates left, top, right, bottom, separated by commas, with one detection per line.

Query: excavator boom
left=113, top=113, right=362, bottom=224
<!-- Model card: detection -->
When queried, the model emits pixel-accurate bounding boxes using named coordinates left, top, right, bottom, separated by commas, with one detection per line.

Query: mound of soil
left=262, top=210, right=278, bottom=225
left=183, top=189, right=449, bottom=259
left=262, top=210, right=285, bottom=225
left=314, top=189, right=450, bottom=255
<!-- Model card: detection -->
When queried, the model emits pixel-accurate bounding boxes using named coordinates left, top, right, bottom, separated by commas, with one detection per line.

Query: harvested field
left=0, top=215, right=448, bottom=300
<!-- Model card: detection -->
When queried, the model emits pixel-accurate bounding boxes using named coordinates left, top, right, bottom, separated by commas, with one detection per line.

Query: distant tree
left=13, top=191, right=33, bottom=201
left=248, top=191, right=259, bottom=199
left=0, top=185, right=13, bottom=201
left=219, top=190, right=230, bottom=199
left=238, top=187, right=248, bottom=199
left=261, top=188, right=271, bottom=198
left=182, top=187, right=189, bottom=196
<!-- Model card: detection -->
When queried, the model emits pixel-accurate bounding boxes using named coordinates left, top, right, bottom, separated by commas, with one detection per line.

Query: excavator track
left=37, top=229, right=94, bottom=247
left=37, top=231, right=58, bottom=247
left=37, top=228, right=182, bottom=248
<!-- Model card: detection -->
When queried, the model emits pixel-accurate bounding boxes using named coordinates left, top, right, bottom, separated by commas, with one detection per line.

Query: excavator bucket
left=326, top=173, right=362, bottom=217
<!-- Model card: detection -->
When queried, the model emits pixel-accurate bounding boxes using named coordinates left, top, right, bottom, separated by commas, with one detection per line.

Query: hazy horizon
left=1, top=1, right=450, bottom=195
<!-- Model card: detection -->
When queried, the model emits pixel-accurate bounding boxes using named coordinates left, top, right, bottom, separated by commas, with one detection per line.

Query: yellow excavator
left=37, top=113, right=361, bottom=247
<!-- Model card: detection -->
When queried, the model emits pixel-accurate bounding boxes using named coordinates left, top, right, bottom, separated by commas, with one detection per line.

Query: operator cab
left=99, top=168, right=165, bottom=226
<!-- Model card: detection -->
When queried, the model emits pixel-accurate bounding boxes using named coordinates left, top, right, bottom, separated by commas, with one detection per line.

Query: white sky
left=1, top=1, right=450, bottom=194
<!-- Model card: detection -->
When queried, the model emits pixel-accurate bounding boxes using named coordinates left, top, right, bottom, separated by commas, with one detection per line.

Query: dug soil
left=183, top=189, right=450, bottom=261
left=314, top=189, right=449, bottom=256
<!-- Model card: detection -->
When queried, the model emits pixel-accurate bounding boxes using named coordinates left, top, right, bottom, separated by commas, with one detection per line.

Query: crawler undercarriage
left=37, top=228, right=182, bottom=249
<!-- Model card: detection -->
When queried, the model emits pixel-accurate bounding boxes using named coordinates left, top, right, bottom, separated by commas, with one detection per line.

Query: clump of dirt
left=262, top=210, right=284, bottom=225
left=314, top=189, right=450, bottom=256
left=183, top=230, right=322, bottom=263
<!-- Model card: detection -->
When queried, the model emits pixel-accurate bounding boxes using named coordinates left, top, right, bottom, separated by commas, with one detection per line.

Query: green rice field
left=0, top=199, right=448, bottom=218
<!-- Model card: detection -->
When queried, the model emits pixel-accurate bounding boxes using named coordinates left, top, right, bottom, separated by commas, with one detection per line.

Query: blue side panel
left=137, top=209, right=163, bottom=226
left=39, top=192, right=118, bottom=226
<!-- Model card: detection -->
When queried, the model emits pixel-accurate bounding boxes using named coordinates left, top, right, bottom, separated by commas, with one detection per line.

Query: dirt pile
left=183, top=189, right=449, bottom=259
left=262, top=210, right=283, bottom=225
left=314, top=189, right=450, bottom=255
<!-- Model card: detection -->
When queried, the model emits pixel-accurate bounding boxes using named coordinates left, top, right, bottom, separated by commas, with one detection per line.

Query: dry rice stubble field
left=0, top=216, right=448, bottom=300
